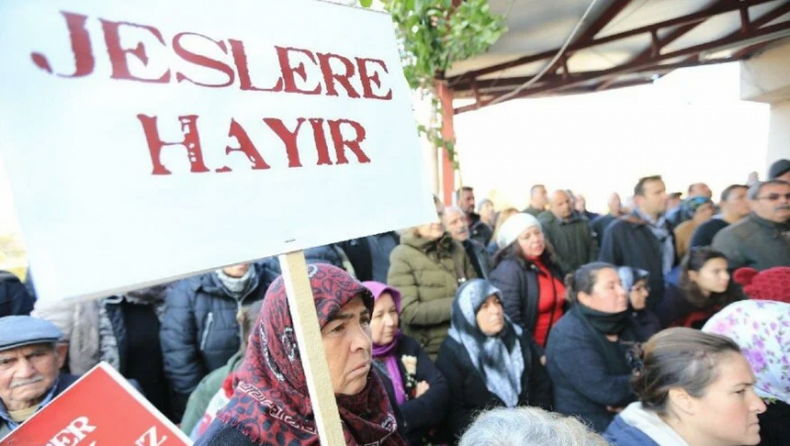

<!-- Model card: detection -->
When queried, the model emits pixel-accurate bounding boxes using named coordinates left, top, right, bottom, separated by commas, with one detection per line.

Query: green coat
left=388, top=232, right=477, bottom=358
left=180, top=352, right=243, bottom=435
left=538, top=211, right=598, bottom=275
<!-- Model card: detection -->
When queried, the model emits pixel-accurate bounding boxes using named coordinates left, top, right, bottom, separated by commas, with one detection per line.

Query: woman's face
left=578, top=268, right=628, bottom=313
left=416, top=207, right=445, bottom=240
left=680, top=353, right=766, bottom=446
left=690, top=258, right=730, bottom=294
left=480, top=202, right=495, bottom=223
left=516, top=226, right=545, bottom=259
left=476, top=294, right=505, bottom=336
left=321, top=296, right=373, bottom=396
left=370, top=293, right=398, bottom=345
left=629, top=279, right=649, bottom=311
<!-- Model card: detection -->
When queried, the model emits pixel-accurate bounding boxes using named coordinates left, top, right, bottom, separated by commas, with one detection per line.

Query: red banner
left=1, top=363, right=190, bottom=446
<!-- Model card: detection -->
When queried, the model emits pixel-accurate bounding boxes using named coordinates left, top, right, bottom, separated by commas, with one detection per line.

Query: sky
left=453, top=62, right=770, bottom=213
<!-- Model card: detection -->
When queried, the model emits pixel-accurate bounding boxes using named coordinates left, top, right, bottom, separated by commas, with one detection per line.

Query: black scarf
left=573, top=304, right=636, bottom=375
left=576, top=303, right=631, bottom=335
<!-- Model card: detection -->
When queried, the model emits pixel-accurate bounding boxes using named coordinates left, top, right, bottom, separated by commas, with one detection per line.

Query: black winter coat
left=545, top=308, right=643, bottom=433
left=631, top=308, right=662, bottom=340
left=759, top=400, right=790, bottom=446
left=0, top=271, right=34, bottom=317
left=599, top=215, right=676, bottom=308
left=468, top=213, right=493, bottom=247
left=435, top=332, right=552, bottom=444
left=374, top=335, right=450, bottom=446
left=652, top=283, right=731, bottom=330
left=160, top=266, right=271, bottom=419
left=337, top=232, right=400, bottom=283
left=463, top=239, right=491, bottom=280
left=105, top=296, right=174, bottom=420
left=488, top=256, right=564, bottom=345
left=591, top=214, right=617, bottom=245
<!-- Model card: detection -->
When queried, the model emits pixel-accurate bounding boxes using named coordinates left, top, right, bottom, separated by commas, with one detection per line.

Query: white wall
left=767, top=100, right=790, bottom=169
left=454, top=63, right=770, bottom=214
left=740, top=39, right=790, bottom=171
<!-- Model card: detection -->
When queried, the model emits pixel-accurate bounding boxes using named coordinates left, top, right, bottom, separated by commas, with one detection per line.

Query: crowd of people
left=0, top=158, right=789, bottom=445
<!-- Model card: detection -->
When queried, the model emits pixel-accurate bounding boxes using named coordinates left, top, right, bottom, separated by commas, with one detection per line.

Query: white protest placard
left=0, top=0, right=435, bottom=303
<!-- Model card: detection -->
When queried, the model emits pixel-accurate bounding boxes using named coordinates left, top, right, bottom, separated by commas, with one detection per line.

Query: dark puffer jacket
left=488, top=254, right=564, bottom=345
left=436, top=331, right=552, bottom=443
left=160, top=265, right=273, bottom=419
left=545, top=307, right=643, bottom=432
left=599, top=214, right=677, bottom=308
left=0, top=271, right=34, bottom=317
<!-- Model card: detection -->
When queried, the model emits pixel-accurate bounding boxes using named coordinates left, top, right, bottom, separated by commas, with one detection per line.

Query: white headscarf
left=702, top=300, right=790, bottom=404
left=496, top=213, right=541, bottom=250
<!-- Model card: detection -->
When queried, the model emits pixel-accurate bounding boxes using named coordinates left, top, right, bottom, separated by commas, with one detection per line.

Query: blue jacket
left=603, top=415, right=660, bottom=446
left=599, top=214, right=677, bottom=309
left=160, top=264, right=273, bottom=419
left=545, top=308, right=640, bottom=432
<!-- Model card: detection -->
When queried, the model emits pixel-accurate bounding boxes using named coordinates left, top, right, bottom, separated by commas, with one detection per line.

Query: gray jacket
left=712, top=213, right=790, bottom=271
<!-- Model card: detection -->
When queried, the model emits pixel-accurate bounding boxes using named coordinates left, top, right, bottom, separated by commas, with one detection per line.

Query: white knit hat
left=497, top=213, right=542, bottom=249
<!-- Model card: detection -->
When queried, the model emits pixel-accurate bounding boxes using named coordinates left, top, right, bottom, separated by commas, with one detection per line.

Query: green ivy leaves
left=364, top=0, right=506, bottom=173
left=382, top=0, right=506, bottom=89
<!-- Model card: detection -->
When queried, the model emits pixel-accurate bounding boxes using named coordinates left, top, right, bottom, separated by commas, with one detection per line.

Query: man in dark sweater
left=600, top=175, right=675, bottom=308
left=539, top=190, right=597, bottom=275
left=690, top=184, right=749, bottom=248
left=713, top=180, right=790, bottom=271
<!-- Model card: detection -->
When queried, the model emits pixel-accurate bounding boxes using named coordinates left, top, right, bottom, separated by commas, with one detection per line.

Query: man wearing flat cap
left=0, top=316, right=78, bottom=437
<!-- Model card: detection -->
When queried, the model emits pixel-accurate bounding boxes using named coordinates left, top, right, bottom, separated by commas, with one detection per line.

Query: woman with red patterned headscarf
left=195, top=263, right=407, bottom=446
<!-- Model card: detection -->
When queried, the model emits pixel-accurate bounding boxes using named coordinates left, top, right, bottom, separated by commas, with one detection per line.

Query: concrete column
left=741, top=39, right=790, bottom=174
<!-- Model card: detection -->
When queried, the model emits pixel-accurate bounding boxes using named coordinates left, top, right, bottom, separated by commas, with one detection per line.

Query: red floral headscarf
left=217, top=263, right=406, bottom=446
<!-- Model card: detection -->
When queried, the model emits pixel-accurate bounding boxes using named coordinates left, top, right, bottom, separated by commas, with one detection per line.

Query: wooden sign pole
left=278, top=251, right=346, bottom=446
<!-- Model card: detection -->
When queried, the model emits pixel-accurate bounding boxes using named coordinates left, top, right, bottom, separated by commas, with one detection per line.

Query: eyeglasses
left=756, top=193, right=790, bottom=202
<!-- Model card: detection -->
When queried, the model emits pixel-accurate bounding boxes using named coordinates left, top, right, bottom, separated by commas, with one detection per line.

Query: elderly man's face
left=321, top=296, right=372, bottom=396
left=751, top=182, right=790, bottom=223
left=550, top=191, right=573, bottom=219
left=0, top=343, right=67, bottom=411
left=443, top=208, right=469, bottom=242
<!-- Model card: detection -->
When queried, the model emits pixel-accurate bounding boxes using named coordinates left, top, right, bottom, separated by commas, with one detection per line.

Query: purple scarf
left=362, top=281, right=407, bottom=405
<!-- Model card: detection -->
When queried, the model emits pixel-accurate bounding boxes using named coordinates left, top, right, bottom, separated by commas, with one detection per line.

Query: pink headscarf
left=362, top=281, right=406, bottom=404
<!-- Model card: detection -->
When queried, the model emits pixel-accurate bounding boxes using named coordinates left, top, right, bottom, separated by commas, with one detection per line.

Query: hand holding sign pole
left=280, top=251, right=346, bottom=445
